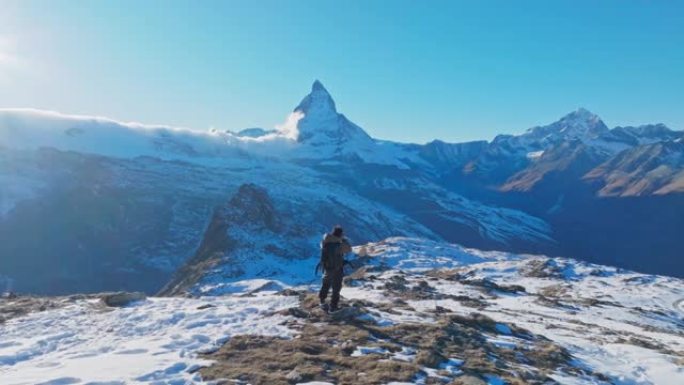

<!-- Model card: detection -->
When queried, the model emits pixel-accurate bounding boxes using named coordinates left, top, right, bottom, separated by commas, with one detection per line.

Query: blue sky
left=1, top=1, right=682, bottom=143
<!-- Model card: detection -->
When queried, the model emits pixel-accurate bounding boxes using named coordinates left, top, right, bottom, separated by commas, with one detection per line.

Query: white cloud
left=274, top=111, right=304, bottom=141
left=0, top=107, right=303, bottom=162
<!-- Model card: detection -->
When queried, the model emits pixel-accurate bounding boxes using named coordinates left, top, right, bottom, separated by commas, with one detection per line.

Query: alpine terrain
left=1, top=82, right=683, bottom=384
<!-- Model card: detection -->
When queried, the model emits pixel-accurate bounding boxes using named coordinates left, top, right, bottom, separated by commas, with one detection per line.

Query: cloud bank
left=0, top=108, right=306, bottom=163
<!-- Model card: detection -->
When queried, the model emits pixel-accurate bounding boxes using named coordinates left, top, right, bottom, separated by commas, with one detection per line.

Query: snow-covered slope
left=0, top=82, right=561, bottom=294
left=1, top=80, right=683, bottom=296
left=2, top=238, right=682, bottom=384
left=0, top=294, right=298, bottom=384
left=342, top=238, right=684, bottom=384
left=159, top=178, right=554, bottom=296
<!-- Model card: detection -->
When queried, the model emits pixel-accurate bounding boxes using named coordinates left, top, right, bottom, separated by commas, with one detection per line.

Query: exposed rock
left=329, top=306, right=364, bottom=321
left=520, top=259, right=563, bottom=279
left=277, top=288, right=305, bottom=297
left=285, top=368, right=302, bottom=383
left=99, top=292, right=146, bottom=307
left=282, top=307, right=309, bottom=319
left=462, top=278, right=526, bottom=294
left=449, top=375, right=487, bottom=385
left=383, top=275, right=410, bottom=292
left=157, top=183, right=278, bottom=296
left=0, top=295, right=65, bottom=323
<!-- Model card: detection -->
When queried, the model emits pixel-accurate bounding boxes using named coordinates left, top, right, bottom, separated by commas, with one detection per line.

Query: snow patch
left=351, top=346, right=389, bottom=357
left=0, top=295, right=298, bottom=384
left=526, top=150, right=544, bottom=159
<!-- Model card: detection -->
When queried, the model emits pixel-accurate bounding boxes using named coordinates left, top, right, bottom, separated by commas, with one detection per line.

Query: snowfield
left=344, top=238, right=684, bottom=384
left=0, top=295, right=297, bottom=384
left=1, top=237, right=683, bottom=384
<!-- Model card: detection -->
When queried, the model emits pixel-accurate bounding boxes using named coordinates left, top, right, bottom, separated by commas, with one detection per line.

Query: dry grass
left=199, top=292, right=578, bottom=384
left=198, top=269, right=587, bottom=385
left=200, top=296, right=420, bottom=385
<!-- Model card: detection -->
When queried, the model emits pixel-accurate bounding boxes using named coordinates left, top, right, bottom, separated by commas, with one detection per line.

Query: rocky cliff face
left=159, top=183, right=288, bottom=296
left=500, top=140, right=609, bottom=192
left=159, top=183, right=440, bottom=296
left=585, top=140, right=684, bottom=196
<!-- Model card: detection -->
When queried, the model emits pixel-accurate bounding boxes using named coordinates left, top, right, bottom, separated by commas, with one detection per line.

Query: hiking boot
left=329, top=305, right=339, bottom=313
left=320, top=303, right=329, bottom=312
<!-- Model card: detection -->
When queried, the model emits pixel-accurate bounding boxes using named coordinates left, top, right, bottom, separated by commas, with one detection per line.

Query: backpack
left=317, top=241, right=342, bottom=274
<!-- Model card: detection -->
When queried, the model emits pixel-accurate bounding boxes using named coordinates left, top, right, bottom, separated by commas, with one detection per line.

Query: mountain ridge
left=1, top=80, right=683, bottom=298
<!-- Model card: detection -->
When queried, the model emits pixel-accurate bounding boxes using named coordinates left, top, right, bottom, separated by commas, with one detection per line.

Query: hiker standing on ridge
left=318, top=225, right=352, bottom=312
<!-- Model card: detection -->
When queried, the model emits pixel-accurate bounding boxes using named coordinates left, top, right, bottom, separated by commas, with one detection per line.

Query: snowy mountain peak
left=558, top=108, right=606, bottom=133
left=524, top=108, right=609, bottom=143
left=311, top=79, right=327, bottom=93
left=294, top=80, right=337, bottom=116
left=566, top=107, right=597, bottom=120
left=289, top=81, right=373, bottom=148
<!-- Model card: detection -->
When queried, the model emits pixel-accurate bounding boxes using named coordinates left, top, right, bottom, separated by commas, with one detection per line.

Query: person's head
left=332, top=225, right=344, bottom=237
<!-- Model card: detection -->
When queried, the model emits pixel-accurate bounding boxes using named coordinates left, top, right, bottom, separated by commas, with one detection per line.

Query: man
left=318, top=225, right=352, bottom=312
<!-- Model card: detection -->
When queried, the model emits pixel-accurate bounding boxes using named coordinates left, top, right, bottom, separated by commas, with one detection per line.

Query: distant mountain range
left=1, top=81, right=682, bottom=295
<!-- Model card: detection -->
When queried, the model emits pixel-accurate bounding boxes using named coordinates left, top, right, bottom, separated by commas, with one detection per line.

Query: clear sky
left=1, top=1, right=682, bottom=143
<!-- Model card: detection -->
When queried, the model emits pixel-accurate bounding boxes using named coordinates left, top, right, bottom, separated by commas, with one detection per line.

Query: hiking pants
left=319, top=268, right=343, bottom=308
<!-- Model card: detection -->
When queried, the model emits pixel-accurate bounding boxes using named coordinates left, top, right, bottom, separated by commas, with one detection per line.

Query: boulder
left=100, top=292, right=146, bottom=307
left=329, top=305, right=364, bottom=321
